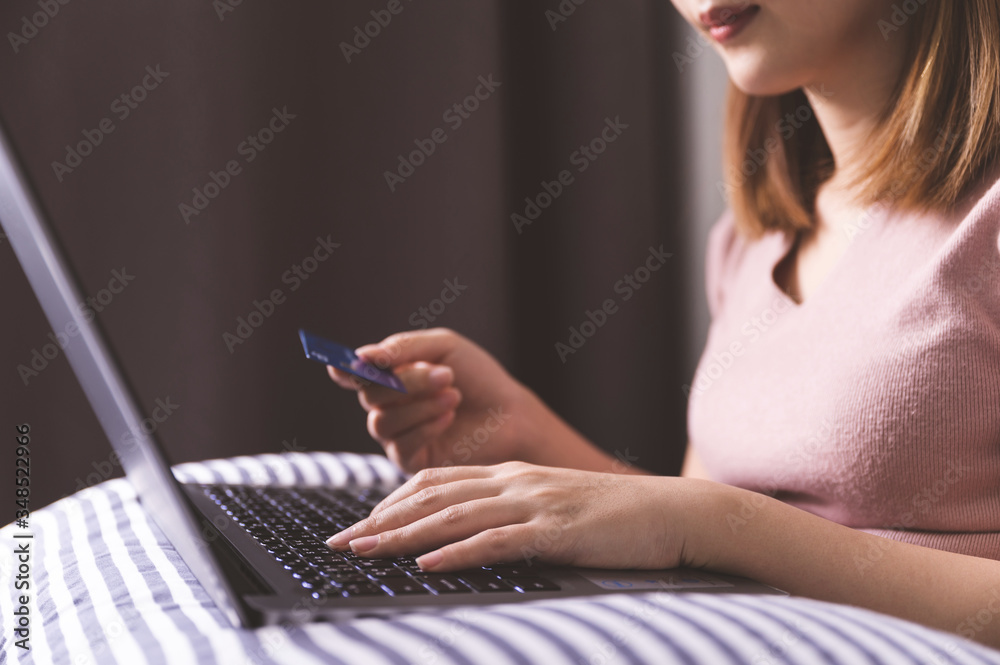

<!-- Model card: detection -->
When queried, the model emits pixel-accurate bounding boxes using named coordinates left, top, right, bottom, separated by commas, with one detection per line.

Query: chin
left=720, top=52, right=804, bottom=97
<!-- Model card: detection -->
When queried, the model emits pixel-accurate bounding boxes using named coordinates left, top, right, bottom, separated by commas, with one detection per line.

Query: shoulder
left=942, top=162, right=1000, bottom=304
left=705, top=211, right=750, bottom=319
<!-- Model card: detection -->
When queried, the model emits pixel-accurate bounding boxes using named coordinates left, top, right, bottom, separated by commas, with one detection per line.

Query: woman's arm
left=680, top=445, right=711, bottom=479
left=327, top=328, right=651, bottom=475
left=516, top=389, right=653, bottom=475
left=694, top=481, right=1000, bottom=647
left=329, top=464, right=1000, bottom=648
left=679, top=448, right=1000, bottom=643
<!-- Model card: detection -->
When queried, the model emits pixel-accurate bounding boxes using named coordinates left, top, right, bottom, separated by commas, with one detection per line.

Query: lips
left=699, top=4, right=761, bottom=43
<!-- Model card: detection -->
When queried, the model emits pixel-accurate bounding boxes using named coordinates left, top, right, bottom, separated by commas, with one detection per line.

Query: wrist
left=512, top=387, right=593, bottom=468
left=690, top=482, right=802, bottom=581
left=664, top=478, right=754, bottom=573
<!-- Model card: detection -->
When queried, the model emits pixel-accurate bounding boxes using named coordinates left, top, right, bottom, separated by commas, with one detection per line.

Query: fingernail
left=355, top=345, right=380, bottom=360
left=326, top=527, right=353, bottom=549
left=429, top=366, right=452, bottom=388
left=416, top=550, right=443, bottom=571
left=349, top=534, right=380, bottom=554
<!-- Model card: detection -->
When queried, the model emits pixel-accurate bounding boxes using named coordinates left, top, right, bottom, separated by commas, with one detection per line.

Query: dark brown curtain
left=1, top=1, right=692, bottom=508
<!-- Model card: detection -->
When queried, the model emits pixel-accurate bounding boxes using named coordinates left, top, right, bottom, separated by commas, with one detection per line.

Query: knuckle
left=385, top=331, right=414, bottom=346
left=440, top=504, right=465, bottom=526
left=498, top=460, right=528, bottom=475
left=427, top=327, right=463, bottom=348
left=483, top=527, right=510, bottom=552
left=379, top=331, right=413, bottom=357
left=412, top=467, right=439, bottom=488
left=367, top=410, right=387, bottom=438
left=410, top=487, right=438, bottom=511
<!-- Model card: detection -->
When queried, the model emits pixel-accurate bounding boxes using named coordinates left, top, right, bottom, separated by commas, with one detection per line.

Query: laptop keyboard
left=200, top=484, right=560, bottom=599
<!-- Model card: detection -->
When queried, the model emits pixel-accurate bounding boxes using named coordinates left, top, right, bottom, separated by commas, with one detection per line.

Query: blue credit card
left=298, top=329, right=407, bottom=393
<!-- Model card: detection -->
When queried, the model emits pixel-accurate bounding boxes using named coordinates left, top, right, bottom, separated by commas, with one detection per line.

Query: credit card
left=298, top=329, right=407, bottom=393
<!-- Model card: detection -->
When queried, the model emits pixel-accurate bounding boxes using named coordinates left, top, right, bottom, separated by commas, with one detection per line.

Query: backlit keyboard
left=201, top=484, right=560, bottom=598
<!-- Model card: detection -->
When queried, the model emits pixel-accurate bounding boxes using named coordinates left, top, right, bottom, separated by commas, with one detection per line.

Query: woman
left=326, top=0, right=1000, bottom=646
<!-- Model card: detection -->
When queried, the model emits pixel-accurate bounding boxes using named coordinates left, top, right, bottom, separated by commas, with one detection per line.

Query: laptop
left=0, top=118, right=782, bottom=628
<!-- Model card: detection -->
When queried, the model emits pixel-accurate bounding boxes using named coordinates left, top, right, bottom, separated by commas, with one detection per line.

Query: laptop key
left=343, top=581, right=387, bottom=596
left=504, top=576, right=561, bottom=592
left=414, top=574, right=473, bottom=594
left=459, top=574, right=514, bottom=593
left=367, top=567, right=409, bottom=579
left=316, top=560, right=356, bottom=571
left=329, top=572, right=372, bottom=585
left=382, top=578, right=430, bottom=595
left=482, top=566, right=538, bottom=577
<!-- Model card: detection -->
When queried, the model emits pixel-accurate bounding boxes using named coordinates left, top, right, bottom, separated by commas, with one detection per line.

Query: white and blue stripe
left=3, top=452, right=999, bottom=665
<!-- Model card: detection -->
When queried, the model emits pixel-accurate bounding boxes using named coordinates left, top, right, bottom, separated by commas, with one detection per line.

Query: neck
left=803, top=31, right=911, bottom=189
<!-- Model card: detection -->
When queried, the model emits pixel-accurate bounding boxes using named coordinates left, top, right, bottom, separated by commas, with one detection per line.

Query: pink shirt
left=688, top=166, right=1000, bottom=560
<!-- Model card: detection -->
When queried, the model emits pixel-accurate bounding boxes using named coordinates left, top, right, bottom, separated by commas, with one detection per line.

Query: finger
left=355, top=329, right=461, bottom=371
left=340, top=497, right=524, bottom=559
left=327, top=366, right=367, bottom=391
left=325, top=478, right=501, bottom=549
left=366, top=389, right=460, bottom=441
left=382, top=410, right=456, bottom=470
left=415, top=523, right=540, bottom=572
left=358, top=363, right=454, bottom=409
left=369, top=466, right=495, bottom=520
left=385, top=444, right=430, bottom=474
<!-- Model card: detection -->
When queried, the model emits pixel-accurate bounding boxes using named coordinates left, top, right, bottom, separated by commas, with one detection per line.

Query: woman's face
left=669, top=0, right=905, bottom=96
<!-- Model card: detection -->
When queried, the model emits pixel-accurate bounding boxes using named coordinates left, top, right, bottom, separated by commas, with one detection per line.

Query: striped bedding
left=2, top=452, right=999, bottom=665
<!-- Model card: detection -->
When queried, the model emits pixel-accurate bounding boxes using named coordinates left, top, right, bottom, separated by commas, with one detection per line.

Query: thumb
left=355, top=329, right=461, bottom=371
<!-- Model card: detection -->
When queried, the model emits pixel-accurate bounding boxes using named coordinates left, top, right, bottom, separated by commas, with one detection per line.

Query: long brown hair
left=724, top=0, right=1000, bottom=237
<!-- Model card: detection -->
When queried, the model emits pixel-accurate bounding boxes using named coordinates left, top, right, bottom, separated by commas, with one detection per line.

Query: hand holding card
left=298, top=329, right=407, bottom=393
left=308, top=327, right=582, bottom=475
